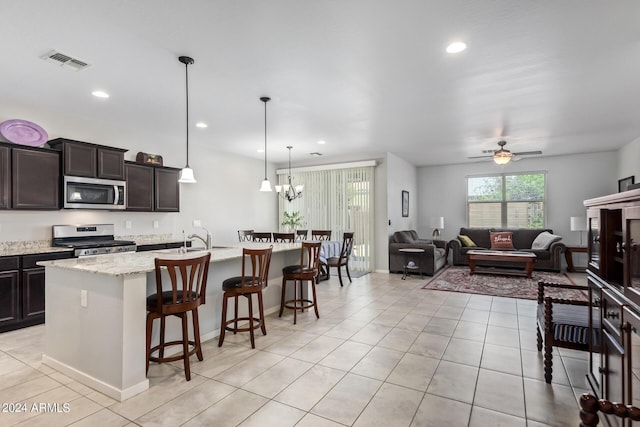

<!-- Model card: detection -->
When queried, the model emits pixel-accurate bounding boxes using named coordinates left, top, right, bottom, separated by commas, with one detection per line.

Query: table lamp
left=431, top=217, right=445, bottom=239
left=570, top=216, right=587, bottom=246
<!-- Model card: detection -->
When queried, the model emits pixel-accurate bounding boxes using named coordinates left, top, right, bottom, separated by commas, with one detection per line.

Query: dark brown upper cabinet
left=0, top=145, right=9, bottom=209
left=124, top=162, right=180, bottom=212
left=125, top=162, right=154, bottom=211
left=49, top=138, right=127, bottom=180
left=12, top=147, right=60, bottom=210
left=154, top=167, right=180, bottom=212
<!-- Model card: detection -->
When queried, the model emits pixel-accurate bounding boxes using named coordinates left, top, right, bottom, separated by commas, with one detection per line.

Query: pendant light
left=259, top=96, right=273, bottom=192
left=178, top=55, right=196, bottom=183
left=275, top=146, right=303, bottom=201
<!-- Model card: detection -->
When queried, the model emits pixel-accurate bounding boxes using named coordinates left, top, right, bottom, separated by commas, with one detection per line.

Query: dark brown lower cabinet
left=0, top=269, right=19, bottom=326
left=0, top=251, right=73, bottom=333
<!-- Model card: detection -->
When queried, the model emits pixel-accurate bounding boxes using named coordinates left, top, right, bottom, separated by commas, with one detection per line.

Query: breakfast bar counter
left=39, top=242, right=300, bottom=401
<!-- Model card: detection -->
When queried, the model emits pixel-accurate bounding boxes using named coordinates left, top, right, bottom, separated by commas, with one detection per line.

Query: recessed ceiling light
left=91, top=90, right=110, bottom=98
left=446, top=42, right=467, bottom=54
left=195, top=122, right=208, bottom=128
left=317, top=140, right=326, bottom=145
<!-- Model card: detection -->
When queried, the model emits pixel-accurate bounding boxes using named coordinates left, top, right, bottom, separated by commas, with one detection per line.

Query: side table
left=398, top=248, right=424, bottom=280
left=565, top=246, right=588, bottom=272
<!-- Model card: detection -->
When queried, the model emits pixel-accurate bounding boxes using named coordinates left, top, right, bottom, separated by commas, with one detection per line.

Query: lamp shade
left=178, top=167, right=196, bottom=183
left=430, top=216, right=445, bottom=229
left=570, top=216, right=587, bottom=231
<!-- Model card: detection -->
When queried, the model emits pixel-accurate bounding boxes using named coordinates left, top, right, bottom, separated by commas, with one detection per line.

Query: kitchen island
left=39, top=242, right=300, bottom=401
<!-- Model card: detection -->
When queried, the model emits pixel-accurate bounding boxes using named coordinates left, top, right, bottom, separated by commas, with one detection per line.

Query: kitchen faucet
left=188, top=226, right=212, bottom=249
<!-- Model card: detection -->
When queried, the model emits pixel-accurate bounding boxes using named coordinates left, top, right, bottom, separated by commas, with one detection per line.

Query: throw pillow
left=490, top=231, right=514, bottom=249
left=457, top=235, right=477, bottom=247
left=531, top=231, right=562, bottom=250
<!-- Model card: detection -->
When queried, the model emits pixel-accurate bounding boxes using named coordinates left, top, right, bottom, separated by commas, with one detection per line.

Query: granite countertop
left=0, top=241, right=74, bottom=257
left=38, top=242, right=300, bottom=277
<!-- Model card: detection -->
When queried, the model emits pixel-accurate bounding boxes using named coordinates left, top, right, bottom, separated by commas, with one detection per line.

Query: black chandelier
left=275, top=146, right=303, bottom=202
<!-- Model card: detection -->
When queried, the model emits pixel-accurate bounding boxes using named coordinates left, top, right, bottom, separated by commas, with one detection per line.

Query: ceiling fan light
left=493, top=151, right=512, bottom=165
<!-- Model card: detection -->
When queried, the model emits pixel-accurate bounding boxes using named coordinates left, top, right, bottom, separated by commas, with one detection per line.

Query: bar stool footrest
left=149, top=340, right=199, bottom=364
left=223, top=316, right=264, bottom=333
left=284, top=298, right=315, bottom=311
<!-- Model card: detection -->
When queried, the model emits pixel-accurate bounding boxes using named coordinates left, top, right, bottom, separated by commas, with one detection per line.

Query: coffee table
left=467, top=250, right=537, bottom=279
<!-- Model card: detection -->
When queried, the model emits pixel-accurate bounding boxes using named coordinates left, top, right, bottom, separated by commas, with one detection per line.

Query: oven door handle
left=113, top=185, right=120, bottom=205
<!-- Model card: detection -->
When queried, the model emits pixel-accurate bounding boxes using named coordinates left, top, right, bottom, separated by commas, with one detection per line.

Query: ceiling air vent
left=310, top=152, right=323, bottom=156
left=40, top=50, right=90, bottom=71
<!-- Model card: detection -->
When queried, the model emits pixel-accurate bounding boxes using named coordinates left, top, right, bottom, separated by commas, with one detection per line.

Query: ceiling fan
left=468, top=140, right=542, bottom=165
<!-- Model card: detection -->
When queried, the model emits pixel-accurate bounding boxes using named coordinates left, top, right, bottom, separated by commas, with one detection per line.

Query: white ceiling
left=1, top=1, right=639, bottom=167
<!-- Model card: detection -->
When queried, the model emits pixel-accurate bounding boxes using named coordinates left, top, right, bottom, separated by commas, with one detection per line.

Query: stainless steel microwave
left=63, top=176, right=126, bottom=210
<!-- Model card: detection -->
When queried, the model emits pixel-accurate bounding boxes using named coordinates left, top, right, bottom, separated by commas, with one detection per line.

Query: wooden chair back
left=152, top=253, right=211, bottom=313
left=311, top=230, right=332, bottom=241
left=273, top=232, right=295, bottom=243
left=296, top=230, right=308, bottom=240
left=239, top=246, right=273, bottom=291
left=339, top=232, right=355, bottom=260
left=299, top=241, right=322, bottom=274
left=238, top=229, right=254, bottom=242
left=252, top=232, right=272, bottom=242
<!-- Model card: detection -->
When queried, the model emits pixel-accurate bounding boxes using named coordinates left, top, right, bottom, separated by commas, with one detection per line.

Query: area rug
left=422, top=266, right=588, bottom=301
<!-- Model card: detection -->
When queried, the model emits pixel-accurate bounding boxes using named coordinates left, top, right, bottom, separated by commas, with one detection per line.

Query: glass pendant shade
left=178, top=167, right=196, bottom=183
left=493, top=150, right=512, bottom=165
left=260, top=179, right=273, bottom=192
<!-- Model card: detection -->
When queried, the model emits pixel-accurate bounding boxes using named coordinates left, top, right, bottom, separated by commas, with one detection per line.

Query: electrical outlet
left=193, top=219, right=201, bottom=227
left=153, top=220, right=159, bottom=229
left=125, top=220, right=132, bottom=229
left=81, top=290, right=88, bottom=308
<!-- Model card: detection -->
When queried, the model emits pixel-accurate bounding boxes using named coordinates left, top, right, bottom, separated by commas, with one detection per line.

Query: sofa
left=389, top=230, right=448, bottom=276
left=448, top=227, right=566, bottom=272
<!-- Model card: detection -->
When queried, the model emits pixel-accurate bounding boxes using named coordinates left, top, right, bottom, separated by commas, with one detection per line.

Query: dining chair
left=219, top=246, right=273, bottom=348
left=279, top=241, right=322, bottom=324
left=146, top=252, right=211, bottom=381
left=273, top=232, right=295, bottom=243
left=311, top=230, right=332, bottom=240
left=238, top=229, right=254, bottom=242
left=296, top=230, right=308, bottom=241
left=326, top=232, right=354, bottom=286
left=252, top=232, right=272, bottom=242
left=536, top=281, right=596, bottom=383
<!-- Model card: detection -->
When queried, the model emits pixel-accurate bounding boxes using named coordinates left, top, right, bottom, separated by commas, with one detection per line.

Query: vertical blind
left=278, top=166, right=375, bottom=272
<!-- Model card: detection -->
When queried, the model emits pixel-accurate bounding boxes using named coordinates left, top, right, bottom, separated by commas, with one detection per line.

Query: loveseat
left=448, top=227, right=566, bottom=272
left=389, top=230, right=447, bottom=276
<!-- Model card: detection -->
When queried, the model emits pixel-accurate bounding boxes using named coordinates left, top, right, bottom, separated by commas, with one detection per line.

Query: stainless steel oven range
left=52, top=224, right=136, bottom=257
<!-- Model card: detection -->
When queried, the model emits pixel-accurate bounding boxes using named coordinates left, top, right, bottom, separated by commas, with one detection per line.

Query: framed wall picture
left=619, top=176, right=635, bottom=192
left=402, top=190, right=409, bottom=217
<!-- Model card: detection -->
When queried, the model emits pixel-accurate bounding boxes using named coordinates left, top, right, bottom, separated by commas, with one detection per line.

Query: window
left=467, top=172, right=546, bottom=228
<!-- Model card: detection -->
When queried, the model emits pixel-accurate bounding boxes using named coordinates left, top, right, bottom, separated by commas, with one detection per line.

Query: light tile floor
left=0, top=271, right=590, bottom=426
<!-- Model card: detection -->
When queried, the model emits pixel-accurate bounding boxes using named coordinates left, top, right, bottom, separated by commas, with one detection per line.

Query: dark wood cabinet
left=12, top=147, right=60, bottom=209
left=0, top=145, right=9, bottom=209
left=98, top=147, right=125, bottom=180
left=0, top=251, right=73, bottom=333
left=585, top=189, right=640, bottom=413
left=49, top=138, right=126, bottom=180
left=154, top=167, right=180, bottom=212
left=0, top=257, right=20, bottom=329
left=125, top=162, right=179, bottom=212
left=125, top=162, right=154, bottom=211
